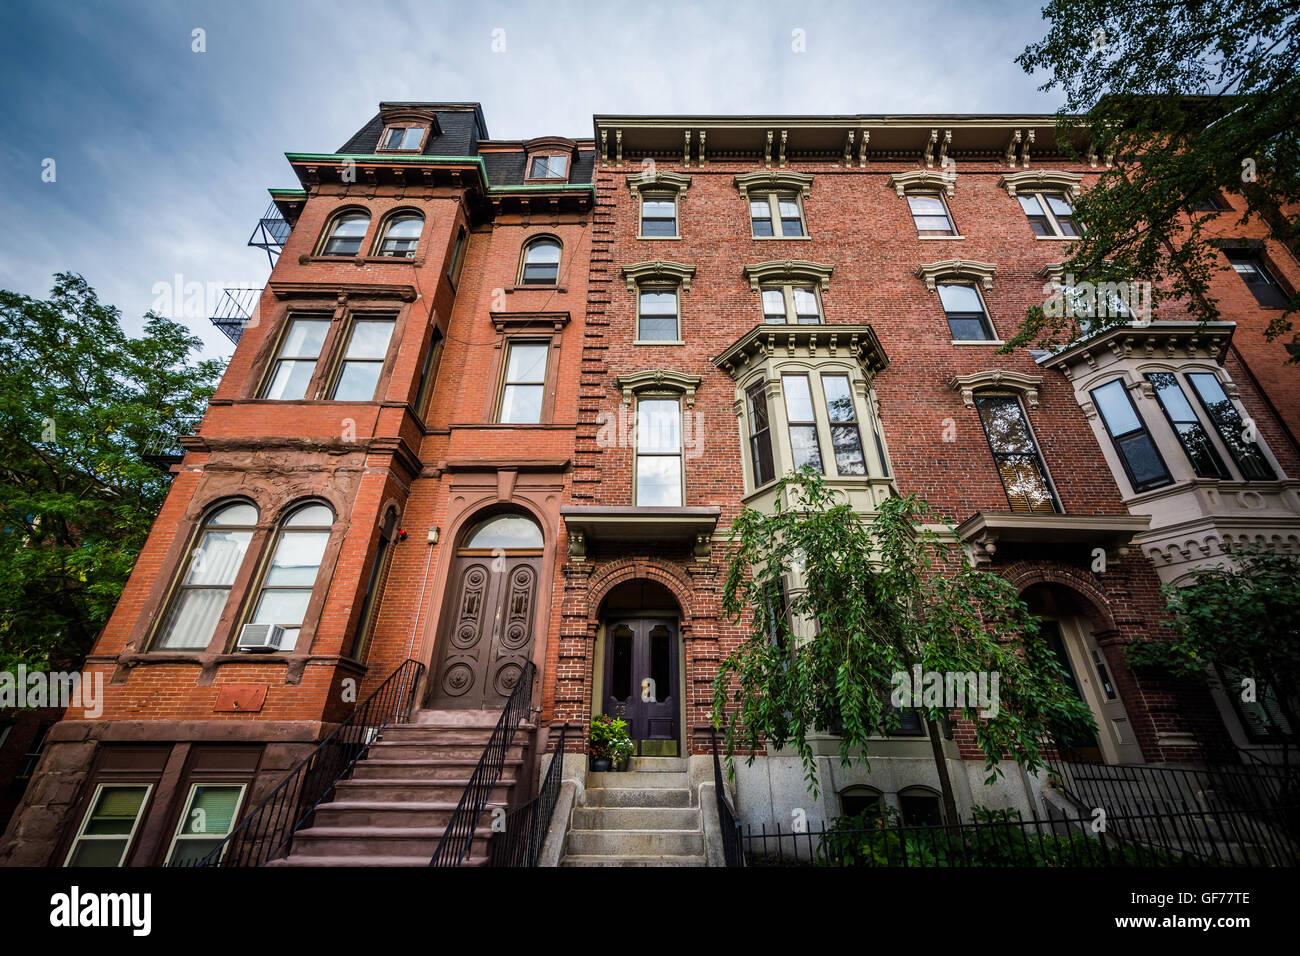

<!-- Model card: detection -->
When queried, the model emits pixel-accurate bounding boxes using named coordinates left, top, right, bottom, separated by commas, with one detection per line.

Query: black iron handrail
left=429, top=660, right=537, bottom=866
left=711, top=723, right=744, bottom=867
left=488, top=722, right=569, bottom=867
left=184, top=658, right=424, bottom=867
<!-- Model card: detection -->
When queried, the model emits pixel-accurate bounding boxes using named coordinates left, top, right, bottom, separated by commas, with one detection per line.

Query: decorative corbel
left=1005, top=130, right=1021, bottom=168
left=698, top=130, right=706, bottom=165
left=615, top=129, right=623, bottom=166
left=843, top=130, right=854, bottom=167
left=765, top=130, right=774, bottom=168
left=1020, top=130, right=1035, bottom=169
left=937, top=130, right=951, bottom=169
left=923, top=129, right=938, bottom=169
left=778, top=130, right=788, bottom=168
left=857, top=130, right=869, bottom=168
left=684, top=130, right=692, bottom=167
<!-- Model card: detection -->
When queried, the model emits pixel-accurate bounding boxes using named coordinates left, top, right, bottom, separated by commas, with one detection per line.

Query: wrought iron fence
left=183, top=658, right=425, bottom=867
left=487, top=722, right=569, bottom=867
left=739, top=802, right=1300, bottom=867
left=710, top=724, right=744, bottom=868
left=429, top=660, right=537, bottom=866
left=1044, top=740, right=1300, bottom=851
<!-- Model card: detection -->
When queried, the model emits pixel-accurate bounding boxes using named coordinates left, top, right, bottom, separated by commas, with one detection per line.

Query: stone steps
left=270, top=709, right=529, bottom=868
left=559, top=758, right=705, bottom=866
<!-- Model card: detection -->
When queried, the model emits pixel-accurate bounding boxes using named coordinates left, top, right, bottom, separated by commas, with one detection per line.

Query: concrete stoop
left=560, top=757, right=707, bottom=867
left=267, top=710, right=529, bottom=868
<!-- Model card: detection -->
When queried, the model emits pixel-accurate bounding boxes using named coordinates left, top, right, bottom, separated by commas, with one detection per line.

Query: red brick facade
left=2, top=105, right=1295, bottom=864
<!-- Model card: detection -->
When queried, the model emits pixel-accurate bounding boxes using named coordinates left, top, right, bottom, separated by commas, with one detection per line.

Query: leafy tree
left=0, top=274, right=223, bottom=672
left=711, top=469, right=1095, bottom=822
left=1127, top=547, right=1300, bottom=774
left=1005, top=0, right=1299, bottom=355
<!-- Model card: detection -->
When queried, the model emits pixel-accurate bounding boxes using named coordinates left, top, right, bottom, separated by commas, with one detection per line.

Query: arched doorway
left=427, top=511, right=544, bottom=710
left=1024, top=584, right=1144, bottom=764
left=597, top=579, right=683, bottom=756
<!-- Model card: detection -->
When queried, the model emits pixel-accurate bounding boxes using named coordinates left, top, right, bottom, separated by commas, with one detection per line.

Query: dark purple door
left=603, top=619, right=678, bottom=756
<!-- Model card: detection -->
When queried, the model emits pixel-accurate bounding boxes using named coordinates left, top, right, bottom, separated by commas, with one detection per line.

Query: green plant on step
left=589, top=714, right=634, bottom=761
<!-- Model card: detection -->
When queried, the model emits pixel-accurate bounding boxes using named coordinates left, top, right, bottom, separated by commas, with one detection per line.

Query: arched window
left=319, top=210, right=370, bottom=257
left=154, top=502, right=258, bottom=650
left=519, top=237, right=561, bottom=285
left=244, top=503, right=334, bottom=651
left=374, top=212, right=424, bottom=258
left=461, top=513, right=543, bottom=551
left=898, top=787, right=946, bottom=827
left=838, top=787, right=883, bottom=821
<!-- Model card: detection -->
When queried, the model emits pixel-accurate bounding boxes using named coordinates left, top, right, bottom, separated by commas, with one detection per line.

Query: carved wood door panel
left=429, top=554, right=541, bottom=710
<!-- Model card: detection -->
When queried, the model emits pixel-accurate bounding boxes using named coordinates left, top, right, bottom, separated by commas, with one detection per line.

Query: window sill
left=633, top=339, right=686, bottom=346
left=637, top=235, right=681, bottom=240
left=751, top=235, right=811, bottom=241
left=523, top=178, right=572, bottom=186
left=1035, top=235, right=1081, bottom=241
left=506, top=285, right=566, bottom=294
left=950, top=339, right=1006, bottom=346
left=918, top=235, right=965, bottom=240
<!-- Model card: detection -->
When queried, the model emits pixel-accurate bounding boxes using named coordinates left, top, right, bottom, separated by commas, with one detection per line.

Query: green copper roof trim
left=268, top=188, right=307, bottom=199
left=282, top=154, right=593, bottom=195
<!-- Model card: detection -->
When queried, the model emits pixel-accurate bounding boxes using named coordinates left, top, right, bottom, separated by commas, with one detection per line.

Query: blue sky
left=0, top=0, right=1064, bottom=362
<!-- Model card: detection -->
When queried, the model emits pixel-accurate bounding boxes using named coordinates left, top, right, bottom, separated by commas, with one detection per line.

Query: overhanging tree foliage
left=1127, top=547, right=1300, bottom=771
left=1005, top=0, right=1299, bottom=355
left=0, top=274, right=223, bottom=672
left=711, top=470, right=1095, bottom=821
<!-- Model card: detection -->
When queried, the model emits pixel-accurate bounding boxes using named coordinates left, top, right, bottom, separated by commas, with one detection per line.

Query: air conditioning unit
left=237, top=623, right=285, bottom=652
left=404, top=250, right=416, bottom=259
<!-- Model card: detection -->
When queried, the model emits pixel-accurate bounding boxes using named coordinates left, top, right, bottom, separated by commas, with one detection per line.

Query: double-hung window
left=1186, top=373, right=1276, bottom=480
left=154, top=502, right=257, bottom=650
left=1224, top=251, right=1289, bottom=308
left=65, top=784, right=152, bottom=867
left=527, top=154, right=569, bottom=180
left=761, top=284, right=821, bottom=324
left=746, top=382, right=775, bottom=486
left=637, top=288, right=680, bottom=341
left=1018, top=192, right=1080, bottom=237
left=329, top=317, right=395, bottom=401
left=498, top=341, right=549, bottom=424
left=164, top=784, right=246, bottom=866
left=1144, top=372, right=1229, bottom=479
left=750, top=192, right=805, bottom=238
left=640, top=195, right=678, bottom=237
left=263, top=316, right=329, bottom=400
left=907, top=193, right=957, bottom=236
left=821, top=374, right=867, bottom=476
left=938, top=282, right=995, bottom=341
left=1090, top=379, right=1172, bottom=492
left=974, top=395, right=1058, bottom=513
left=781, top=374, right=824, bottom=473
left=635, top=398, right=683, bottom=506
left=245, top=503, right=333, bottom=652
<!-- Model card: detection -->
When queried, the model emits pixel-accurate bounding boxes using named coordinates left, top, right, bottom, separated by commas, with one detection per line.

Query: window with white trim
left=937, top=282, right=995, bottom=341
left=761, top=284, right=821, bottom=324
left=154, top=502, right=258, bottom=651
left=65, top=784, right=152, bottom=867
left=1018, top=192, right=1080, bottom=238
left=974, top=394, right=1059, bottom=514
left=244, top=503, right=334, bottom=652
left=907, top=193, right=957, bottom=237
left=635, top=397, right=684, bottom=506
left=750, top=192, right=805, bottom=238
left=164, top=784, right=247, bottom=866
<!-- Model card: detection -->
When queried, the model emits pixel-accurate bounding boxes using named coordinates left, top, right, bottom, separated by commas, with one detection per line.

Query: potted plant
left=589, top=715, right=633, bottom=772
left=611, top=730, right=636, bottom=772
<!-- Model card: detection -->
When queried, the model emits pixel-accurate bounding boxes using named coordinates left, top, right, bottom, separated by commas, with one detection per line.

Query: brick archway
left=582, top=558, right=695, bottom=634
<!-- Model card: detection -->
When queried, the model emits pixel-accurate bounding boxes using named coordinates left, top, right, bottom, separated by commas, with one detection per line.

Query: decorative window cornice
left=742, top=259, right=834, bottom=292
left=998, top=169, right=1083, bottom=199
left=614, top=369, right=702, bottom=406
left=626, top=170, right=692, bottom=196
left=490, top=311, right=571, bottom=334
left=712, top=323, right=889, bottom=380
left=949, top=370, right=1043, bottom=408
left=622, top=259, right=696, bottom=293
left=1035, top=321, right=1237, bottom=376
left=886, top=169, right=955, bottom=199
left=915, top=259, right=996, bottom=291
left=733, top=170, right=814, bottom=200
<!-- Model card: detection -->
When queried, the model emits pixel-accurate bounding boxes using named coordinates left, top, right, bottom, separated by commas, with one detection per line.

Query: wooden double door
left=429, top=552, right=541, bottom=710
left=603, top=618, right=680, bottom=756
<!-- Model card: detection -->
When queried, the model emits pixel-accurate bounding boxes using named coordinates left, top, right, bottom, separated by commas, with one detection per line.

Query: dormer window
left=379, top=126, right=426, bottom=151
left=527, top=154, right=569, bottom=180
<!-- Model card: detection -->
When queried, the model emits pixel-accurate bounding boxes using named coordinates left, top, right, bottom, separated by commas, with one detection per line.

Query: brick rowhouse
left=2, top=105, right=1296, bottom=864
